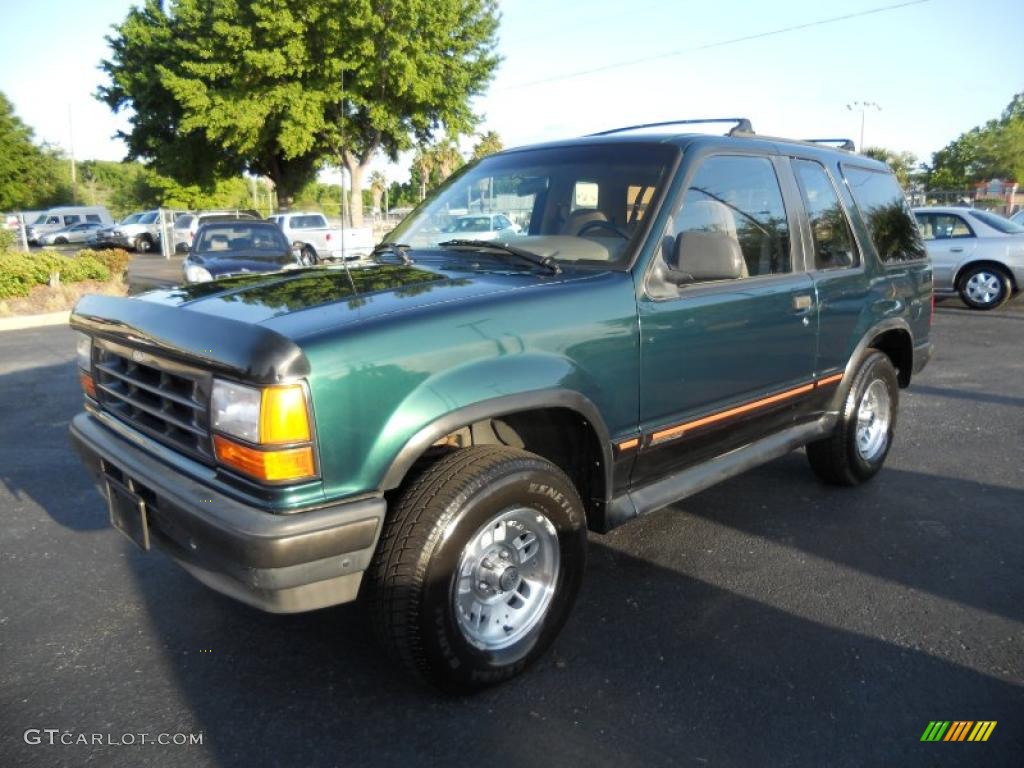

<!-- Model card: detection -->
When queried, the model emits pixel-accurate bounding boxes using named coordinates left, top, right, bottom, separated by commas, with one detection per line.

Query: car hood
left=189, top=251, right=296, bottom=276
left=139, top=258, right=603, bottom=340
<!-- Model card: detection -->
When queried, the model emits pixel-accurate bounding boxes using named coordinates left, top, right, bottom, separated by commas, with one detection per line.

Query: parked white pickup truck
left=267, top=212, right=374, bottom=263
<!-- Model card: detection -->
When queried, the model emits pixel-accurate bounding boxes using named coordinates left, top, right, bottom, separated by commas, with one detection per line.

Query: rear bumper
left=70, top=412, right=385, bottom=613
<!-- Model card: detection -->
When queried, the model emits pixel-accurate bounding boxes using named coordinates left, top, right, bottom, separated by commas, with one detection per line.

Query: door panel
left=635, top=275, right=818, bottom=484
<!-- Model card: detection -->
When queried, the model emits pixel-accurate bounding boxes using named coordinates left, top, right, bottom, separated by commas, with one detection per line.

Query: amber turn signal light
left=80, top=371, right=97, bottom=400
left=213, top=435, right=315, bottom=482
left=259, top=384, right=311, bottom=444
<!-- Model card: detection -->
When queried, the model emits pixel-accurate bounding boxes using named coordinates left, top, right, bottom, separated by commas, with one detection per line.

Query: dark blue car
left=182, top=220, right=303, bottom=283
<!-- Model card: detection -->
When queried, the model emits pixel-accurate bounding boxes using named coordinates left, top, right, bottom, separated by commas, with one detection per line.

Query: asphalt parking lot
left=0, top=302, right=1021, bottom=767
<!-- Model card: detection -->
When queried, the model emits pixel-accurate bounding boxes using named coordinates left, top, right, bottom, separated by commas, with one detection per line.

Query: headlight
left=210, top=380, right=314, bottom=482
left=184, top=264, right=212, bottom=283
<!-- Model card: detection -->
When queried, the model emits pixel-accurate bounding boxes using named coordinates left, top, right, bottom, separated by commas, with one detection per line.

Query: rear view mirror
left=667, top=231, right=746, bottom=284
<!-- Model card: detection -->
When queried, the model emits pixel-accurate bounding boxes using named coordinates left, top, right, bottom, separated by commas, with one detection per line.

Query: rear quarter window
left=842, top=165, right=926, bottom=264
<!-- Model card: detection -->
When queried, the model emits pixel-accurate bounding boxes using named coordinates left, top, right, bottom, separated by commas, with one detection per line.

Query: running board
left=602, top=416, right=836, bottom=531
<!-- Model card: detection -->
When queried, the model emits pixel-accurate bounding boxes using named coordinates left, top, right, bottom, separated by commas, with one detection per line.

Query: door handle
left=792, top=294, right=813, bottom=312
left=950, top=247, right=964, bottom=253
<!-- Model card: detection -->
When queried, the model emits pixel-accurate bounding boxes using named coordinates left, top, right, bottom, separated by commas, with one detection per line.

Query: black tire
left=806, top=351, right=899, bottom=486
left=54, top=237, right=68, bottom=245
left=300, top=246, right=317, bottom=266
left=367, top=446, right=587, bottom=693
left=134, top=236, right=152, bottom=253
left=958, top=264, right=1012, bottom=310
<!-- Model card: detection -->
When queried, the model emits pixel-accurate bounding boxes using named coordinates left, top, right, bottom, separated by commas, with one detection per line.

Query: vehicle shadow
left=909, top=384, right=1024, bottom=409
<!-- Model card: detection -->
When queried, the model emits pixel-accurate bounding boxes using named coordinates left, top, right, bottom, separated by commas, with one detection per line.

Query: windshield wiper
left=372, top=241, right=413, bottom=265
left=438, top=239, right=561, bottom=275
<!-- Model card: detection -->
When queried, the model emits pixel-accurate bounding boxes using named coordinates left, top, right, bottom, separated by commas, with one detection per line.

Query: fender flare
left=378, top=388, right=614, bottom=502
left=830, top=317, right=913, bottom=409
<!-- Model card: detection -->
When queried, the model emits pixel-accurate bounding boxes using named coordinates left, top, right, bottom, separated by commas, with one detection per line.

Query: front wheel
left=958, top=265, right=1011, bottom=310
left=54, top=237, right=68, bottom=245
left=806, top=351, right=899, bottom=486
left=134, top=236, right=152, bottom=253
left=367, top=446, right=587, bottom=693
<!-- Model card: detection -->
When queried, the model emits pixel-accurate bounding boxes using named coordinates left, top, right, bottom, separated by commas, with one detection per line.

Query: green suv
left=69, top=119, right=933, bottom=692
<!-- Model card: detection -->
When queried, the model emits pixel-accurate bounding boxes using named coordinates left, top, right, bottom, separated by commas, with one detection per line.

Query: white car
left=267, top=212, right=374, bottom=262
left=440, top=213, right=522, bottom=242
left=913, top=207, right=1024, bottom=309
left=38, top=222, right=104, bottom=246
left=1010, top=210, right=1024, bottom=226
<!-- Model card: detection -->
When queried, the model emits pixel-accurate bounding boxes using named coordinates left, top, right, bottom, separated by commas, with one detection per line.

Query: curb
left=0, top=310, right=71, bottom=333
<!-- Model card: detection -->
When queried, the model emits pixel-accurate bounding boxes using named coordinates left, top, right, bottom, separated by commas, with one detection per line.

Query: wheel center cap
left=498, top=567, right=519, bottom=592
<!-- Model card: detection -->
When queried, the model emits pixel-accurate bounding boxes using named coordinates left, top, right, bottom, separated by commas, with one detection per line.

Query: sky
left=0, top=0, right=1021, bottom=186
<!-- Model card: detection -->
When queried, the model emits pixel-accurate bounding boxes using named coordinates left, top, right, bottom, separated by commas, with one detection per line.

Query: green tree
left=369, top=171, right=387, bottom=214
left=862, top=147, right=919, bottom=188
left=0, top=93, right=65, bottom=210
left=928, top=91, right=1024, bottom=188
left=471, top=130, right=503, bottom=160
left=100, top=0, right=500, bottom=225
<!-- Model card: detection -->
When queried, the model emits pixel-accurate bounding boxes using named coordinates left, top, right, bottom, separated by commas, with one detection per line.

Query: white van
left=26, top=206, right=114, bottom=244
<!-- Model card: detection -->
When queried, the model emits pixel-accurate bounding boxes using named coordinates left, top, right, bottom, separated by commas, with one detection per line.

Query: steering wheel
left=577, top=220, right=630, bottom=240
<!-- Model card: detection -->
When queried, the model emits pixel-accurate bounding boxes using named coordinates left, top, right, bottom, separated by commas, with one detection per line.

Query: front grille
left=93, top=340, right=214, bottom=463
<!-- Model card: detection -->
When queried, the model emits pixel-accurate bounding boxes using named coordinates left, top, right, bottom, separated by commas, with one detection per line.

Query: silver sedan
left=38, top=222, right=104, bottom=246
left=913, top=207, right=1024, bottom=310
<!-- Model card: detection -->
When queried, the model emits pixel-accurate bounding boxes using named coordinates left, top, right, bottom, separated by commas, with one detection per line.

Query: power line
left=499, top=0, right=932, bottom=91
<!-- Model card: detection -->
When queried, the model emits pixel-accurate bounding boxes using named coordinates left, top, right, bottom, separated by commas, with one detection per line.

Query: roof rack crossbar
left=803, top=138, right=856, bottom=151
left=587, top=118, right=754, bottom=138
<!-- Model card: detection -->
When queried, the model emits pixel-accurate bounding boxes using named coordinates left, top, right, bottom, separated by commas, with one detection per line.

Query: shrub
left=0, top=250, right=111, bottom=299
left=85, top=248, right=132, bottom=278
left=0, top=229, right=17, bottom=250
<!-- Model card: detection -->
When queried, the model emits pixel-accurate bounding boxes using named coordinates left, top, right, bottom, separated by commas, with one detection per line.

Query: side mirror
left=666, top=231, right=746, bottom=284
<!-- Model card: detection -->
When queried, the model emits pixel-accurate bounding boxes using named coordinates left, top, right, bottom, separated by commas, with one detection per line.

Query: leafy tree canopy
left=928, top=91, right=1024, bottom=189
left=0, top=93, right=69, bottom=211
left=99, top=0, right=501, bottom=223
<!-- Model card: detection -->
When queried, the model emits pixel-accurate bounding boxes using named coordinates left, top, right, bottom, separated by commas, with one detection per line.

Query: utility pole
left=68, top=104, right=78, bottom=204
left=846, top=101, right=881, bottom=151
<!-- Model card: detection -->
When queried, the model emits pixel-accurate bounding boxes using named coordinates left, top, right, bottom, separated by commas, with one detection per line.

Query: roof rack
left=587, top=118, right=754, bottom=138
left=803, top=138, right=856, bottom=151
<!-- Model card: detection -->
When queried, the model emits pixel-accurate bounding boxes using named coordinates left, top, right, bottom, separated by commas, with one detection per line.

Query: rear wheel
left=367, top=446, right=587, bottom=693
left=958, top=264, right=1011, bottom=310
left=806, top=351, right=899, bottom=486
left=300, top=246, right=317, bottom=266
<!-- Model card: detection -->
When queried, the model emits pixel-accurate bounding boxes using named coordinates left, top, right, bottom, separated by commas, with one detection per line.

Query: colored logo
left=921, top=721, right=997, bottom=742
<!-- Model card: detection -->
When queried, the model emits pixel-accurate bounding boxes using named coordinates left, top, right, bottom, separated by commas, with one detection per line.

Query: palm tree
left=369, top=171, right=387, bottom=216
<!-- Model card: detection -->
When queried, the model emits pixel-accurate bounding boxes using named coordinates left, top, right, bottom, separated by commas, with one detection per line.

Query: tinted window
left=669, top=155, right=791, bottom=279
left=46, top=216, right=60, bottom=224
left=968, top=209, right=1024, bottom=234
left=793, top=160, right=858, bottom=270
left=915, top=213, right=972, bottom=240
left=63, top=215, right=81, bottom=225
left=195, top=224, right=288, bottom=254
left=86, top=214, right=101, bottom=223
left=137, top=212, right=159, bottom=224
left=175, top=214, right=196, bottom=228
left=843, top=166, right=926, bottom=263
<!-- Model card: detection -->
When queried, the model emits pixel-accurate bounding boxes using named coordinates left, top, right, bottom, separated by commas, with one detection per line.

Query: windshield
left=194, top=224, right=289, bottom=254
left=968, top=209, right=1024, bottom=234
left=388, top=143, right=677, bottom=267
left=138, top=211, right=159, bottom=224
left=121, top=213, right=142, bottom=225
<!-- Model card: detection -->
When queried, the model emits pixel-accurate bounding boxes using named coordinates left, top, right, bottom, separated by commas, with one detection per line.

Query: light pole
left=846, top=100, right=881, bottom=151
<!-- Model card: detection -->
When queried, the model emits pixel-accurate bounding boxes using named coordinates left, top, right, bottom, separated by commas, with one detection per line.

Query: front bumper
left=70, top=412, right=385, bottom=613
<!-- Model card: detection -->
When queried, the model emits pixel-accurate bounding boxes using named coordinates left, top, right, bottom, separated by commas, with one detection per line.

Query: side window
left=669, top=155, right=791, bottom=281
left=930, top=213, right=973, bottom=240
left=572, top=181, right=599, bottom=210
left=86, top=214, right=101, bottom=223
left=47, top=216, right=61, bottom=225
left=793, top=160, right=858, bottom=270
left=843, top=165, right=926, bottom=263
left=64, top=215, right=81, bottom=225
